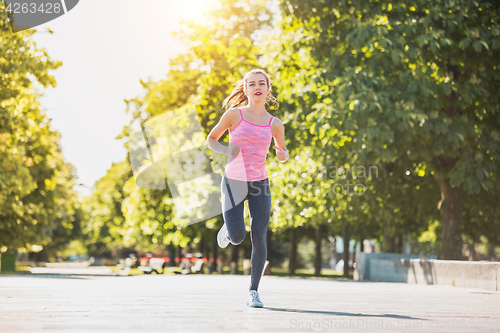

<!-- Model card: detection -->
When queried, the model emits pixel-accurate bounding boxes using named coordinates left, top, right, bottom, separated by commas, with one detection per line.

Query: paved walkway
left=28, top=266, right=116, bottom=275
left=0, top=272, right=499, bottom=332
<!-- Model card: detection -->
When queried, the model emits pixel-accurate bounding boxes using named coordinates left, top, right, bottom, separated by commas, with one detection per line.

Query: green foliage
left=0, top=3, right=79, bottom=254
left=279, top=0, right=500, bottom=194
left=462, top=170, right=500, bottom=244
left=273, top=0, right=500, bottom=255
left=91, top=0, right=276, bottom=256
left=62, top=0, right=500, bottom=261
left=83, top=162, right=133, bottom=256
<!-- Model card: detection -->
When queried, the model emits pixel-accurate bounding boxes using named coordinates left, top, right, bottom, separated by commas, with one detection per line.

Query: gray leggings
left=221, top=175, right=271, bottom=291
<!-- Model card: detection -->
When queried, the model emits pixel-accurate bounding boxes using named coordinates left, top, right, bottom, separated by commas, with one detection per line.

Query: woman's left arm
left=271, top=118, right=289, bottom=163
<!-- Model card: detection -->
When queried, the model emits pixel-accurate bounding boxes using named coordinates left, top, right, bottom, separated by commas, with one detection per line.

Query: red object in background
left=179, top=257, right=207, bottom=263
left=139, top=256, right=170, bottom=262
left=138, top=256, right=171, bottom=265
left=139, top=255, right=206, bottom=264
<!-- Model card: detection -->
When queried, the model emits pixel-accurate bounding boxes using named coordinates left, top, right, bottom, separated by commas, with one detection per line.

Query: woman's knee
left=230, top=230, right=246, bottom=245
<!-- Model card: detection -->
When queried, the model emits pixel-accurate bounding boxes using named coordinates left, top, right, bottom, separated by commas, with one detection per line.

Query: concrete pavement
left=28, top=266, right=116, bottom=275
left=0, top=273, right=499, bottom=332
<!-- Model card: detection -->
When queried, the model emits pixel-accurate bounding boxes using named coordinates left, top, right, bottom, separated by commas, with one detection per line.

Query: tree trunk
left=230, top=244, right=239, bottom=274
left=289, top=227, right=297, bottom=276
left=385, top=219, right=396, bottom=253
left=176, top=245, right=182, bottom=262
left=433, top=173, right=463, bottom=260
left=169, top=244, right=177, bottom=267
left=343, top=224, right=350, bottom=278
left=396, top=233, right=403, bottom=254
left=352, top=241, right=357, bottom=270
left=211, top=229, right=218, bottom=273
left=201, top=240, right=208, bottom=274
left=467, top=241, right=475, bottom=261
left=489, top=243, right=497, bottom=261
left=360, top=239, right=364, bottom=252
left=314, top=224, right=323, bottom=277
left=386, top=235, right=396, bottom=253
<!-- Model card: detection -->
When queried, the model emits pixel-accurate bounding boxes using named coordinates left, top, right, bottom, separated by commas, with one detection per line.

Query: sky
left=30, top=0, right=209, bottom=197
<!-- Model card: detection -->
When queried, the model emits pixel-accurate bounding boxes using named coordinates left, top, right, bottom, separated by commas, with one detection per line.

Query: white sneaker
left=217, top=223, right=230, bottom=248
left=247, top=290, right=264, bottom=308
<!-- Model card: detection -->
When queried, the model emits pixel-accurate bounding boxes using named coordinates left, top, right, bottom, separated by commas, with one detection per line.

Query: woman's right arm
left=206, top=109, right=240, bottom=158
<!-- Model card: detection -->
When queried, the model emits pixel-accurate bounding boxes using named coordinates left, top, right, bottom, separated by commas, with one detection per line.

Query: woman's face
left=245, top=73, right=269, bottom=102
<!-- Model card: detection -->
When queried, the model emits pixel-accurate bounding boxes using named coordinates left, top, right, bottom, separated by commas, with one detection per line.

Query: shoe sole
left=217, top=225, right=229, bottom=248
left=247, top=302, right=263, bottom=308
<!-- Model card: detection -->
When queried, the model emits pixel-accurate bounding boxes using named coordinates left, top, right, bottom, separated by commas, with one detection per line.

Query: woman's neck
left=245, top=100, right=267, bottom=115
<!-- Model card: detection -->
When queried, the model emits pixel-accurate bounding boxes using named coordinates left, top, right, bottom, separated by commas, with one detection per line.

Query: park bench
left=174, top=255, right=205, bottom=275
left=190, top=257, right=204, bottom=274
left=138, top=258, right=165, bottom=274
left=116, top=257, right=132, bottom=275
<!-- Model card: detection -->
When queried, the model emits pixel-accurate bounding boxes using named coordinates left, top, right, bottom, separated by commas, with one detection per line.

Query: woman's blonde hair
left=222, top=69, right=278, bottom=109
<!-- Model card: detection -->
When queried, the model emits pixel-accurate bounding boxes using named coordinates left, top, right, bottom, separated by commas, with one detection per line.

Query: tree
left=0, top=4, right=78, bottom=255
left=276, top=0, right=500, bottom=259
left=462, top=170, right=500, bottom=257
left=83, top=161, right=134, bottom=256
left=107, top=0, right=276, bottom=262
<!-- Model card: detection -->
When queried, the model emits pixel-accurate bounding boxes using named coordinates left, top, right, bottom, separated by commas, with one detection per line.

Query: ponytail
left=222, top=69, right=279, bottom=110
left=222, top=80, right=247, bottom=109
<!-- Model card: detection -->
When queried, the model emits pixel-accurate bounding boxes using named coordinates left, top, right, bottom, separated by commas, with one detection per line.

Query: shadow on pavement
left=263, top=307, right=426, bottom=321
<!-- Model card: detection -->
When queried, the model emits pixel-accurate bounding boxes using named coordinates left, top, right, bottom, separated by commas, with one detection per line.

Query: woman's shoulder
left=224, top=107, right=241, bottom=117
left=270, top=115, right=283, bottom=126
left=220, top=108, right=240, bottom=121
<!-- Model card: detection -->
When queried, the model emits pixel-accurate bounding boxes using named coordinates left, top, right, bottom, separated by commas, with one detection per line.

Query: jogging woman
left=206, top=69, right=289, bottom=308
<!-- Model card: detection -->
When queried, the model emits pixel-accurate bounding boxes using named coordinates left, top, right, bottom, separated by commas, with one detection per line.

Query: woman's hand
left=275, top=146, right=289, bottom=163
left=225, top=144, right=241, bottom=158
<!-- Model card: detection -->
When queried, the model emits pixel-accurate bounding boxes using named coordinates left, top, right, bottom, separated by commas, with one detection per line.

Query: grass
left=3, top=265, right=352, bottom=279
left=0, top=265, right=31, bottom=275
left=109, top=266, right=353, bottom=279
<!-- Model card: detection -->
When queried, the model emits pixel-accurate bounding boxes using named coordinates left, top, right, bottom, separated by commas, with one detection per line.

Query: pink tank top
left=224, top=109, right=274, bottom=181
